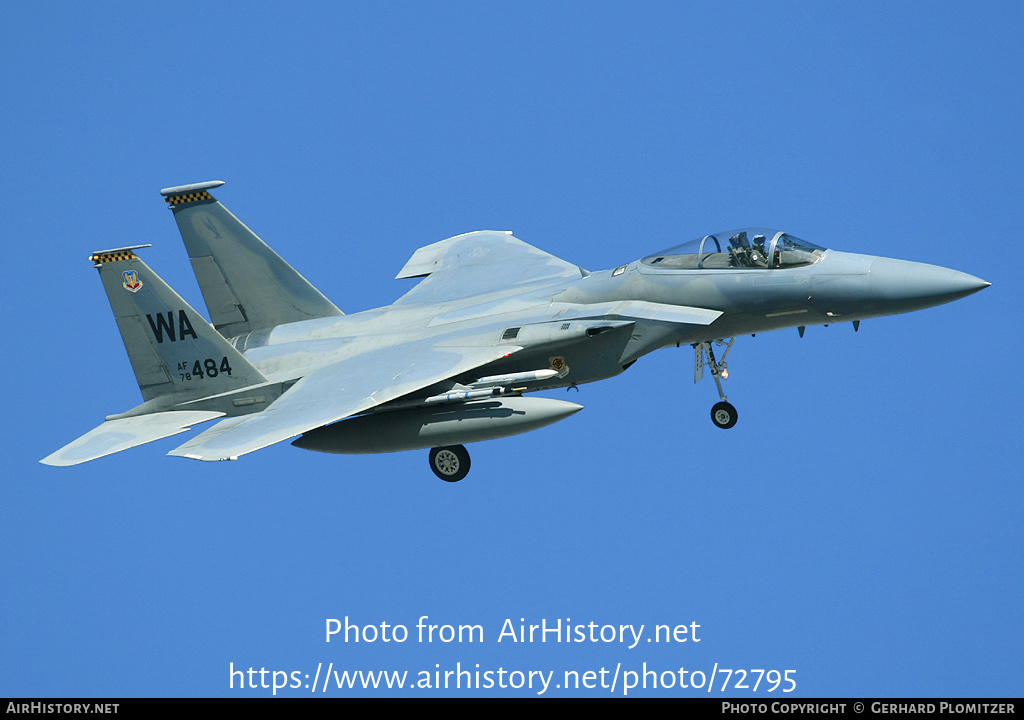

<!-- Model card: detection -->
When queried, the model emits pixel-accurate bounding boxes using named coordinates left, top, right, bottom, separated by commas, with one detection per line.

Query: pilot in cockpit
left=750, top=234, right=769, bottom=267
left=728, top=231, right=769, bottom=267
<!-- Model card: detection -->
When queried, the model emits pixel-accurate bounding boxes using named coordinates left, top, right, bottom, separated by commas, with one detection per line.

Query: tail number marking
left=176, top=358, right=234, bottom=381
left=146, top=311, right=199, bottom=343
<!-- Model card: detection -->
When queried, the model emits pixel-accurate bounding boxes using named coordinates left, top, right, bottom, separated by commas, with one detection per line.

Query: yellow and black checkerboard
left=164, top=190, right=213, bottom=206
left=90, top=249, right=137, bottom=265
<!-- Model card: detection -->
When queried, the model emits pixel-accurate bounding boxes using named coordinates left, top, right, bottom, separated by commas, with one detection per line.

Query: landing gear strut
left=695, top=339, right=738, bottom=429
left=429, top=444, right=471, bottom=482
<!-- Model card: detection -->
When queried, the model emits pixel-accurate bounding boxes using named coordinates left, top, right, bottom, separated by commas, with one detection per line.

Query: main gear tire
left=429, top=445, right=471, bottom=482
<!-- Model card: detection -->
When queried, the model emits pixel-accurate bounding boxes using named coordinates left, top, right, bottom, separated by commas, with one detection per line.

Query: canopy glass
left=641, top=229, right=824, bottom=270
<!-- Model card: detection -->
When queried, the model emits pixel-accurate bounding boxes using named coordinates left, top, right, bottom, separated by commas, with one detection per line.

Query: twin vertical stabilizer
left=88, top=246, right=267, bottom=402
left=161, top=180, right=343, bottom=337
left=42, top=181, right=343, bottom=466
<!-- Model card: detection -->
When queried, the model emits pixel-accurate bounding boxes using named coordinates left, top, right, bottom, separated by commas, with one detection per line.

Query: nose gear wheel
left=711, top=401, right=738, bottom=429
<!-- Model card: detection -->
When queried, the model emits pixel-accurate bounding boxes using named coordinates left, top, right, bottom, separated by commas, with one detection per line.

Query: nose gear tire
left=711, top=402, right=738, bottom=429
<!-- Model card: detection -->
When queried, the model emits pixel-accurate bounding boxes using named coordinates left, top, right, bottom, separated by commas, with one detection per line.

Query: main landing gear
left=429, top=444, right=471, bottom=482
left=694, top=339, right=738, bottom=429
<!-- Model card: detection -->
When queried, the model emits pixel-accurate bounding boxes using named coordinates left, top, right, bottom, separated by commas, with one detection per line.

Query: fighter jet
left=41, top=180, right=990, bottom=480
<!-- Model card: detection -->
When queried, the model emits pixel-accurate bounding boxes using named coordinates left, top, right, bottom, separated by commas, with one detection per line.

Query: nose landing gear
left=695, top=339, right=738, bottom=429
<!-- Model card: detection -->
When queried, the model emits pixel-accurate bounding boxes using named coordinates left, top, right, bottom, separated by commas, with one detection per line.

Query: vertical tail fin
left=90, top=246, right=268, bottom=403
left=160, top=180, right=343, bottom=338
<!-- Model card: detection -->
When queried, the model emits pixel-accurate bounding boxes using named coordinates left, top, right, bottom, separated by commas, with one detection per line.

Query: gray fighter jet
left=42, top=181, right=990, bottom=480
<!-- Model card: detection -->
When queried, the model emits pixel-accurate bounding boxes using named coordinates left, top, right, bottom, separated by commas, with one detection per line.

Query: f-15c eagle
left=42, top=180, right=989, bottom=480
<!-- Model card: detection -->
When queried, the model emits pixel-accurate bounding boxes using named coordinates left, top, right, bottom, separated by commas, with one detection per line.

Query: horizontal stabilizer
left=167, top=415, right=252, bottom=461
left=40, top=411, right=224, bottom=466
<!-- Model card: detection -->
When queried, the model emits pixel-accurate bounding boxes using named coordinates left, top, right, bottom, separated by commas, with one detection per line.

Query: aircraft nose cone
left=869, top=257, right=990, bottom=312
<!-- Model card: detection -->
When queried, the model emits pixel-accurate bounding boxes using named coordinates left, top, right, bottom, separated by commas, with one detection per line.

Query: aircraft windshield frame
left=641, top=229, right=825, bottom=270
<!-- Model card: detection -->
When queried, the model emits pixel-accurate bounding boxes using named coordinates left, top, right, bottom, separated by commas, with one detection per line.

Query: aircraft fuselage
left=230, top=248, right=988, bottom=397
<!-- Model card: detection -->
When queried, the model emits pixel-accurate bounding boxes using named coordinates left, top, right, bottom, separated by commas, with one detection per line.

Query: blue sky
left=2, top=2, right=1021, bottom=697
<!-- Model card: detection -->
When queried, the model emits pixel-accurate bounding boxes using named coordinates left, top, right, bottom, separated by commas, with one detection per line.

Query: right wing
left=168, top=340, right=521, bottom=461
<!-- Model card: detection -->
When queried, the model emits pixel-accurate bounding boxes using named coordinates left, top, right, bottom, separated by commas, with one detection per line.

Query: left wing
left=394, top=231, right=585, bottom=305
left=168, top=340, right=520, bottom=461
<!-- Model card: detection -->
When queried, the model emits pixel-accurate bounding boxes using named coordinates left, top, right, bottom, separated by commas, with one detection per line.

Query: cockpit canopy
left=641, top=229, right=825, bottom=270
